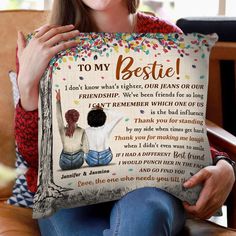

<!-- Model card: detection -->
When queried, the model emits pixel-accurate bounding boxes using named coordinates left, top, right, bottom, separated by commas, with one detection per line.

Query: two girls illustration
left=56, top=92, right=123, bottom=169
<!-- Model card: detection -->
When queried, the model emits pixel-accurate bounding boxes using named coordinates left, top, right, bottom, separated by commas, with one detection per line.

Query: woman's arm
left=15, top=101, right=38, bottom=169
left=14, top=24, right=80, bottom=192
left=15, top=24, right=80, bottom=157
left=14, top=98, right=39, bottom=193
left=17, top=25, right=80, bottom=111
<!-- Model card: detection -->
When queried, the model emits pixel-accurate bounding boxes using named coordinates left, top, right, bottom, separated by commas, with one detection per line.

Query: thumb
left=183, top=169, right=210, bottom=188
left=17, top=31, right=26, bottom=58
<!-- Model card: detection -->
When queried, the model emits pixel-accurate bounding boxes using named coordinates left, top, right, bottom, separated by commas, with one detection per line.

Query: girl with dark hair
left=55, top=90, right=88, bottom=170
left=15, top=0, right=235, bottom=235
left=85, top=106, right=123, bottom=167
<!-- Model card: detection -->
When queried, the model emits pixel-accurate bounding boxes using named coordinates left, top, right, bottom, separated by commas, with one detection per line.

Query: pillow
left=7, top=148, right=34, bottom=208
left=32, top=32, right=218, bottom=219
left=7, top=71, right=34, bottom=208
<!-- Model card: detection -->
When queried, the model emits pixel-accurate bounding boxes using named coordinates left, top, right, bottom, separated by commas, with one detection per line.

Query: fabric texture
left=7, top=149, right=34, bottom=208
left=85, top=148, right=113, bottom=167
left=59, top=150, right=85, bottom=170
left=8, top=70, right=19, bottom=107
left=7, top=71, right=34, bottom=207
left=38, top=187, right=185, bottom=236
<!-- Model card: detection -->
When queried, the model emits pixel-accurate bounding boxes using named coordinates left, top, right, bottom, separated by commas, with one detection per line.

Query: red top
left=15, top=12, right=228, bottom=193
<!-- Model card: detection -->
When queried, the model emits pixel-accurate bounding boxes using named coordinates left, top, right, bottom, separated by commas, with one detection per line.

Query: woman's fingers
left=183, top=161, right=235, bottom=220
left=17, top=31, right=26, bottom=58
left=34, top=24, right=59, bottom=38
left=39, top=24, right=75, bottom=42
left=183, top=185, right=213, bottom=219
left=51, top=39, right=79, bottom=55
left=30, top=24, right=79, bottom=62
left=45, top=29, right=80, bottom=48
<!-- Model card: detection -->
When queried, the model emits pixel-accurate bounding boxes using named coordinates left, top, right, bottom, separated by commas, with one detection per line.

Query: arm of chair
left=206, top=119, right=236, bottom=159
left=206, top=119, right=236, bottom=229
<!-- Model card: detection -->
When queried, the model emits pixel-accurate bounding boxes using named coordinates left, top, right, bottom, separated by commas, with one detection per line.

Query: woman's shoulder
left=136, top=11, right=182, bottom=34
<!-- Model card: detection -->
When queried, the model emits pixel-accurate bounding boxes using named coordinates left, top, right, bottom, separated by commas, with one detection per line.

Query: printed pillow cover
left=33, top=32, right=218, bottom=218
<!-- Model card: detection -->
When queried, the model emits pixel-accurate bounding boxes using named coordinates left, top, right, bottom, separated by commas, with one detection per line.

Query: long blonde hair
left=50, top=0, right=140, bottom=32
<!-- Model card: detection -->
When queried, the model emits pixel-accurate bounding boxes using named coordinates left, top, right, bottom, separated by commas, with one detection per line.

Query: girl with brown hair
left=15, top=0, right=235, bottom=235
left=55, top=90, right=88, bottom=170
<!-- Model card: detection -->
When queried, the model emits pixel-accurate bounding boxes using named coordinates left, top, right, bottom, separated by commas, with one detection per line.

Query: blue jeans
left=85, top=148, right=113, bottom=167
left=38, top=187, right=185, bottom=236
left=59, top=150, right=84, bottom=170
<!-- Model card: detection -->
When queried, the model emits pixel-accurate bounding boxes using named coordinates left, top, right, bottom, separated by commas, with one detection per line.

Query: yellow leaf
left=125, top=47, right=130, bottom=53
left=74, top=100, right=80, bottom=105
left=114, top=45, right=119, bottom=53
left=179, top=43, right=185, bottom=49
left=122, top=35, right=128, bottom=41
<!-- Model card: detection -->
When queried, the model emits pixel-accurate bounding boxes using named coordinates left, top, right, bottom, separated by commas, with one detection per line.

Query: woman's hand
left=183, top=160, right=235, bottom=219
left=17, top=24, right=80, bottom=111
